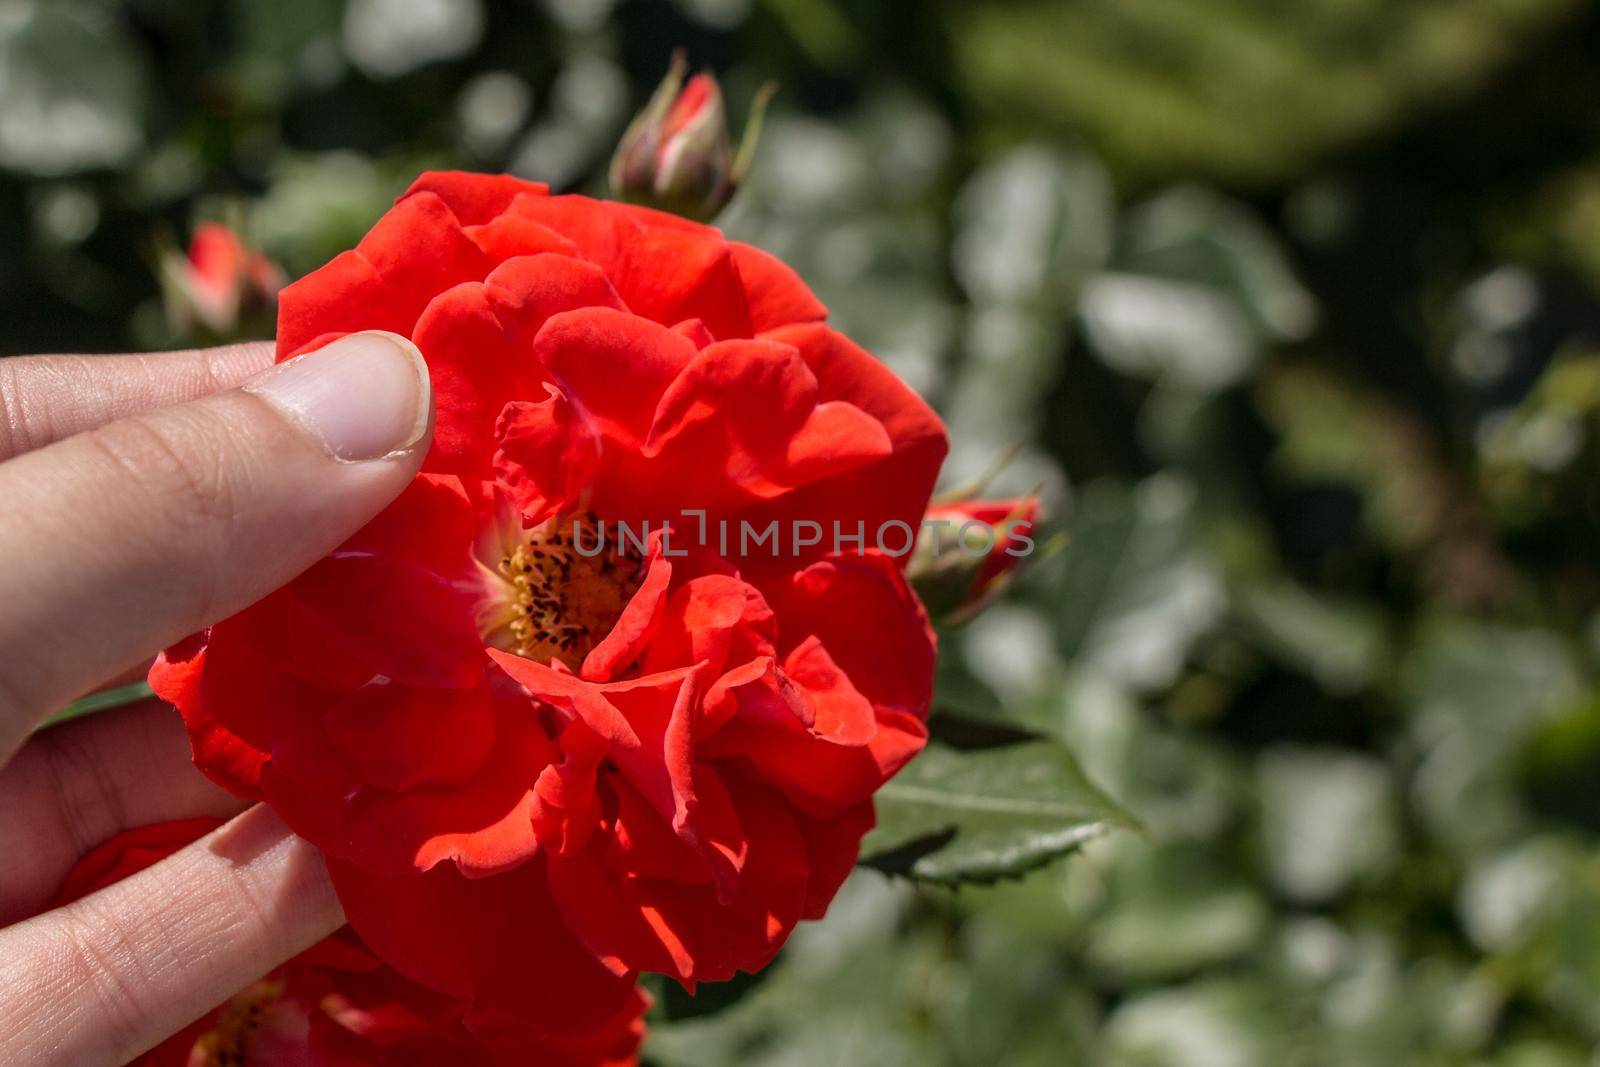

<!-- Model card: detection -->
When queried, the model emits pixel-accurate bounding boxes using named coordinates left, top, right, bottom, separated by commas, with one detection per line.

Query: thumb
left=0, top=330, right=432, bottom=754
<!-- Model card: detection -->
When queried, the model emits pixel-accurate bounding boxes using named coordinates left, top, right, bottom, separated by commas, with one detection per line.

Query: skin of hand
left=0, top=333, right=434, bottom=1067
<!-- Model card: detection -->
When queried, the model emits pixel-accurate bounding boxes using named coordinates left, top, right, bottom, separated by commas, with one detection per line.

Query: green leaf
left=861, top=739, right=1134, bottom=884
left=46, top=681, right=154, bottom=728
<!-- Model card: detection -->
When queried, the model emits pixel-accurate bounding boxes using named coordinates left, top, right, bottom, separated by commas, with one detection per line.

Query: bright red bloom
left=48, top=820, right=647, bottom=1067
left=152, top=172, right=946, bottom=1029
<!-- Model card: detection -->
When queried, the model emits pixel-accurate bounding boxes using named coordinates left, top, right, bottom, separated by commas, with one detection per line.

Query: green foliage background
left=9, top=0, right=1600, bottom=1062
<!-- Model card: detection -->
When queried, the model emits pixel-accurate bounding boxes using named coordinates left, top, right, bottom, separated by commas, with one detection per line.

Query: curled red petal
left=150, top=634, right=267, bottom=799
left=548, top=774, right=806, bottom=985
left=277, top=191, right=491, bottom=357
left=580, top=538, right=673, bottom=682
left=481, top=253, right=626, bottom=351
left=265, top=685, right=548, bottom=878
left=782, top=634, right=878, bottom=746
left=488, top=651, right=644, bottom=751
left=641, top=338, right=892, bottom=513
left=706, top=703, right=927, bottom=818
left=735, top=323, right=948, bottom=560
left=530, top=722, right=608, bottom=859
left=494, top=385, right=601, bottom=525
left=509, top=196, right=755, bottom=339
left=492, top=658, right=740, bottom=892
left=670, top=317, right=715, bottom=349
left=327, top=855, right=638, bottom=1038
left=401, top=171, right=549, bottom=226
left=411, top=281, right=530, bottom=478
left=731, top=241, right=828, bottom=331
left=464, top=215, right=577, bottom=260
left=765, top=552, right=937, bottom=716
left=535, top=307, right=698, bottom=449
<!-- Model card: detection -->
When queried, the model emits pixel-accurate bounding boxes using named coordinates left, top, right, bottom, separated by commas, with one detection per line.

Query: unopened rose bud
left=910, top=497, right=1040, bottom=627
left=161, top=221, right=283, bottom=339
left=609, top=51, right=773, bottom=222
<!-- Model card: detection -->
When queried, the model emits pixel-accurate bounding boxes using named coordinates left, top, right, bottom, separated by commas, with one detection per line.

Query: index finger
left=0, top=344, right=275, bottom=461
left=0, top=805, right=343, bottom=1067
left=0, top=331, right=431, bottom=760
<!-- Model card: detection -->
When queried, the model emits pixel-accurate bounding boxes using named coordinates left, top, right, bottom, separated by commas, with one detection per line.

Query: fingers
left=0, top=806, right=342, bottom=1067
left=0, top=331, right=432, bottom=758
left=0, top=701, right=248, bottom=926
left=74, top=659, right=157, bottom=697
left=0, top=343, right=275, bottom=461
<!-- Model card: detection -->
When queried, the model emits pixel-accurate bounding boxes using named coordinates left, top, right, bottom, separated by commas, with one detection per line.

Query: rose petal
left=265, top=687, right=549, bottom=878
left=547, top=774, right=806, bottom=985
left=277, top=192, right=491, bottom=357
left=735, top=323, right=947, bottom=560
left=402, top=171, right=549, bottom=226
left=327, top=855, right=638, bottom=1037
left=324, top=679, right=497, bottom=792
left=730, top=242, right=828, bottom=331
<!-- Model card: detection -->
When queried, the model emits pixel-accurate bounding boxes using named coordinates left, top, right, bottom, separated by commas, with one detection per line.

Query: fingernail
left=244, top=331, right=431, bottom=461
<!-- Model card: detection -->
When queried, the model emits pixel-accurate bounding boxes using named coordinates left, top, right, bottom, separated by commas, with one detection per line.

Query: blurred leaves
left=1234, top=581, right=1388, bottom=696
left=249, top=153, right=405, bottom=276
left=647, top=871, right=1103, bottom=1067
left=342, top=0, right=485, bottom=80
left=1048, top=477, right=1225, bottom=694
left=950, top=0, right=1586, bottom=186
left=1083, top=188, right=1316, bottom=391
left=0, top=3, right=148, bottom=175
left=952, top=146, right=1114, bottom=311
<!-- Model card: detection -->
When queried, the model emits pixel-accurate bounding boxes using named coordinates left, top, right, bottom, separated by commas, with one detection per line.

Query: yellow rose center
left=483, top=515, right=644, bottom=670
left=190, top=979, right=287, bottom=1066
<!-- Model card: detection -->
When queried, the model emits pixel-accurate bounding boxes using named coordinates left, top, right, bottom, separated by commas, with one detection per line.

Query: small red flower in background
left=161, top=222, right=284, bottom=337
left=152, top=172, right=947, bottom=1034
left=910, top=497, right=1039, bottom=626
left=48, top=820, right=647, bottom=1067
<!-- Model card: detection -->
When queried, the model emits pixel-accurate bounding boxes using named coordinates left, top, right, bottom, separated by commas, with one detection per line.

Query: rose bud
left=910, top=496, right=1040, bottom=626
left=609, top=51, right=773, bottom=222
left=160, top=221, right=284, bottom=338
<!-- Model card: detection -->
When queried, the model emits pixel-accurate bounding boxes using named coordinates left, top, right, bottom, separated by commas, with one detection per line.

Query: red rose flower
left=152, top=171, right=946, bottom=1029
left=48, top=820, right=647, bottom=1067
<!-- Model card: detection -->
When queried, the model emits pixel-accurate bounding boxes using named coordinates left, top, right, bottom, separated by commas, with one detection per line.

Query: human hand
left=0, top=333, right=433, bottom=1066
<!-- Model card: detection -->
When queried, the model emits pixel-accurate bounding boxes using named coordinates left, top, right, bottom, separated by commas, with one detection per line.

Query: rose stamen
left=191, top=979, right=286, bottom=1067
left=488, top=514, right=642, bottom=669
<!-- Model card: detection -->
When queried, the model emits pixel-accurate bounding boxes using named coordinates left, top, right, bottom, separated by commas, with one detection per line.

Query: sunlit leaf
left=862, top=739, right=1134, bottom=884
